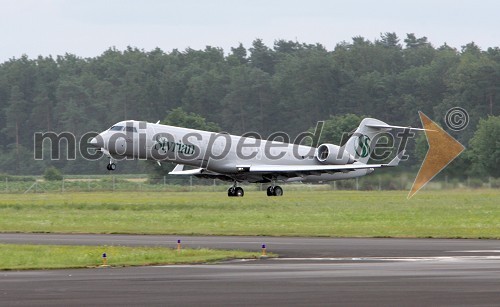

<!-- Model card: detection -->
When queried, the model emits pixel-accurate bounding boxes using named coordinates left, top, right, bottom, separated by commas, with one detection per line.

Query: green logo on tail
left=355, top=135, right=371, bottom=158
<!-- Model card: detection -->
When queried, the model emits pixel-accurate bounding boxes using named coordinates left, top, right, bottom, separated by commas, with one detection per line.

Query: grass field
left=0, top=244, right=262, bottom=270
left=0, top=189, right=498, bottom=238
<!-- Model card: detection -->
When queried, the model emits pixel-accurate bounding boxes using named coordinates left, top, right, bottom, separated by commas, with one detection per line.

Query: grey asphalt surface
left=1, top=234, right=500, bottom=306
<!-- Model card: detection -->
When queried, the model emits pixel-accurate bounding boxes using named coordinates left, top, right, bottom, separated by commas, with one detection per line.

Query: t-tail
left=343, top=118, right=426, bottom=164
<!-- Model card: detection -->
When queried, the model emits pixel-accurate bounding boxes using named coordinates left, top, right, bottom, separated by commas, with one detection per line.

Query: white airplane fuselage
left=92, top=120, right=372, bottom=183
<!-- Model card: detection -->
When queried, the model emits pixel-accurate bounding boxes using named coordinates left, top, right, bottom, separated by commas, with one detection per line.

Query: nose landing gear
left=106, top=163, right=116, bottom=171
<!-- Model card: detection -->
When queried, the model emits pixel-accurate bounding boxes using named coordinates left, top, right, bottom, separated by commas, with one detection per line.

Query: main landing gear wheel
left=107, top=163, right=116, bottom=171
left=228, top=186, right=244, bottom=197
left=267, top=185, right=283, bottom=196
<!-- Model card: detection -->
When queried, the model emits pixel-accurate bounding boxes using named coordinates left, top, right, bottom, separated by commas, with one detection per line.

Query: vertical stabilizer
left=343, top=118, right=392, bottom=163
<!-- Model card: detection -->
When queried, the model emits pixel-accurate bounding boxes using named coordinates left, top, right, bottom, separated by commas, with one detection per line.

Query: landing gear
left=266, top=185, right=283, bottom=196
left=228, top=182, right=244, bottom=197
left=106, top=162, right=116, bottom=171
left=266, top=186, right=273, bottom=196
left=228, top=186, right=244, bottom=197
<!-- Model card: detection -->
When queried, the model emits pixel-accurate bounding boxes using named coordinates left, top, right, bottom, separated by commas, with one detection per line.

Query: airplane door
left=112, top=135, right=127, bottom=156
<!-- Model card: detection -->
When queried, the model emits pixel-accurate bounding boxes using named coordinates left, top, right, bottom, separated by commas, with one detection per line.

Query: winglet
left=169, top=165, right=205, bottom=175
left=386, top=150, right=405, bottom=167
left=170, top=164, right=184, bottom=173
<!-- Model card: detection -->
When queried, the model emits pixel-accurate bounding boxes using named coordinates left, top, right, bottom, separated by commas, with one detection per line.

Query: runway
left=1, top=234, right=500, bottom=306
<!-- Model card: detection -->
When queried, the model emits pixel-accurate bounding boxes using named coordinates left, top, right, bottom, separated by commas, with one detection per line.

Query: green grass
left=0, top=244, right=263, bottom=270
left=0, top=190, right=498, bottom=238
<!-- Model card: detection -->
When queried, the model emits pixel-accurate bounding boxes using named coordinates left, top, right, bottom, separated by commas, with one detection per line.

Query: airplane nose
left=89, top=136, right=104, bottom=148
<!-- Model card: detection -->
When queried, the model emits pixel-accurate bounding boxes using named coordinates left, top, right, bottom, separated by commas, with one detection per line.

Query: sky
left=0, top=0, right=499, bottom=62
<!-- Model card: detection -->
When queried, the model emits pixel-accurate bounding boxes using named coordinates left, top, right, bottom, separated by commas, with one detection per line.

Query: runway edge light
left=261, top=244, right=267, bottom=258
left=177, top=240, right=181, bottom=252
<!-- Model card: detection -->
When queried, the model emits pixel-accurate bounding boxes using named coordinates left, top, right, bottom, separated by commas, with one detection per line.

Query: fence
left=1, top=174, right=498, bottom=194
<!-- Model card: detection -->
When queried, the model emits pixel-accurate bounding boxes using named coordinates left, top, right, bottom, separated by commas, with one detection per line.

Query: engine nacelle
left=316, top=143, right=354, bottom=165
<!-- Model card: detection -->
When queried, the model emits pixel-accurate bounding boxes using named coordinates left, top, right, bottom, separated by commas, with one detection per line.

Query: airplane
left=89, top=117, right=424, bottom=197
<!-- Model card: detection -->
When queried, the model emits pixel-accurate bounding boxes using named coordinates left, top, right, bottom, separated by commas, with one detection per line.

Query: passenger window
left=109, top=126, right=124, bottom=131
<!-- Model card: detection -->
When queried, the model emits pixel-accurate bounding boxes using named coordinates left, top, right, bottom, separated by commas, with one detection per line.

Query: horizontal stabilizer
left=365, top=124, right=433, bottom=131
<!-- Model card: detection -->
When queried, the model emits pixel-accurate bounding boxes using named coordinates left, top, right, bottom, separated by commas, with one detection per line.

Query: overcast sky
left=1, top=0, right=498, bottom=62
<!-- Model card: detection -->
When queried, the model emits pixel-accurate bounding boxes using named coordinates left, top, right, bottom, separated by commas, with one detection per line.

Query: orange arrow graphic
left=408, top=111, right=465, bottom=198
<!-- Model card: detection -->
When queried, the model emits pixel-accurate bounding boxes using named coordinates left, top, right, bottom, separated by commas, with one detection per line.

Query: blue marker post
left=177, top=240, right=181, bottom=252
left=261, top=244, right=266, bottom=257
left=102, top=252, right=107, bottom=266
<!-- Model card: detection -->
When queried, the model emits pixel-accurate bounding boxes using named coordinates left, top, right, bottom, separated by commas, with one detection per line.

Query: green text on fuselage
left=154, top=139, right=196, bottom=155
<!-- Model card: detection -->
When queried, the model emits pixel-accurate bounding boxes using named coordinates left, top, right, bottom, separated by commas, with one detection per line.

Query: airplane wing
left=248, top=150, right=405, bottom=173
left=169, top=151, right=404, bottom=178
left=170, top=162, right=386, bottom=176
left=250, top=163, right=379, bottom=173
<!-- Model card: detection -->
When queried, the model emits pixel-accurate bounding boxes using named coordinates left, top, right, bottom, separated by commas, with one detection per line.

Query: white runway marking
left=268, top=256, right=500, bottom=262
left=154, top=255, right=500, bottom=267
left=447, top=250, right=500, bottom=253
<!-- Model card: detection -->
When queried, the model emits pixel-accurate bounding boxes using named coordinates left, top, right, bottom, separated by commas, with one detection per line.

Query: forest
left=0, top=32, right=498, bottom=178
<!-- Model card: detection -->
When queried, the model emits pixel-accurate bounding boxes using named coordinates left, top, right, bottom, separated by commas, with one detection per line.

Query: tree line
left=0, top=33, right=498, bottom=177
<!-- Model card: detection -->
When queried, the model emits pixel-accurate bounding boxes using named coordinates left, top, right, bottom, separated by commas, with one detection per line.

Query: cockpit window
left=109, top=126, right=124, bottom=131
left=124, top=126, right=137, bottom=133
